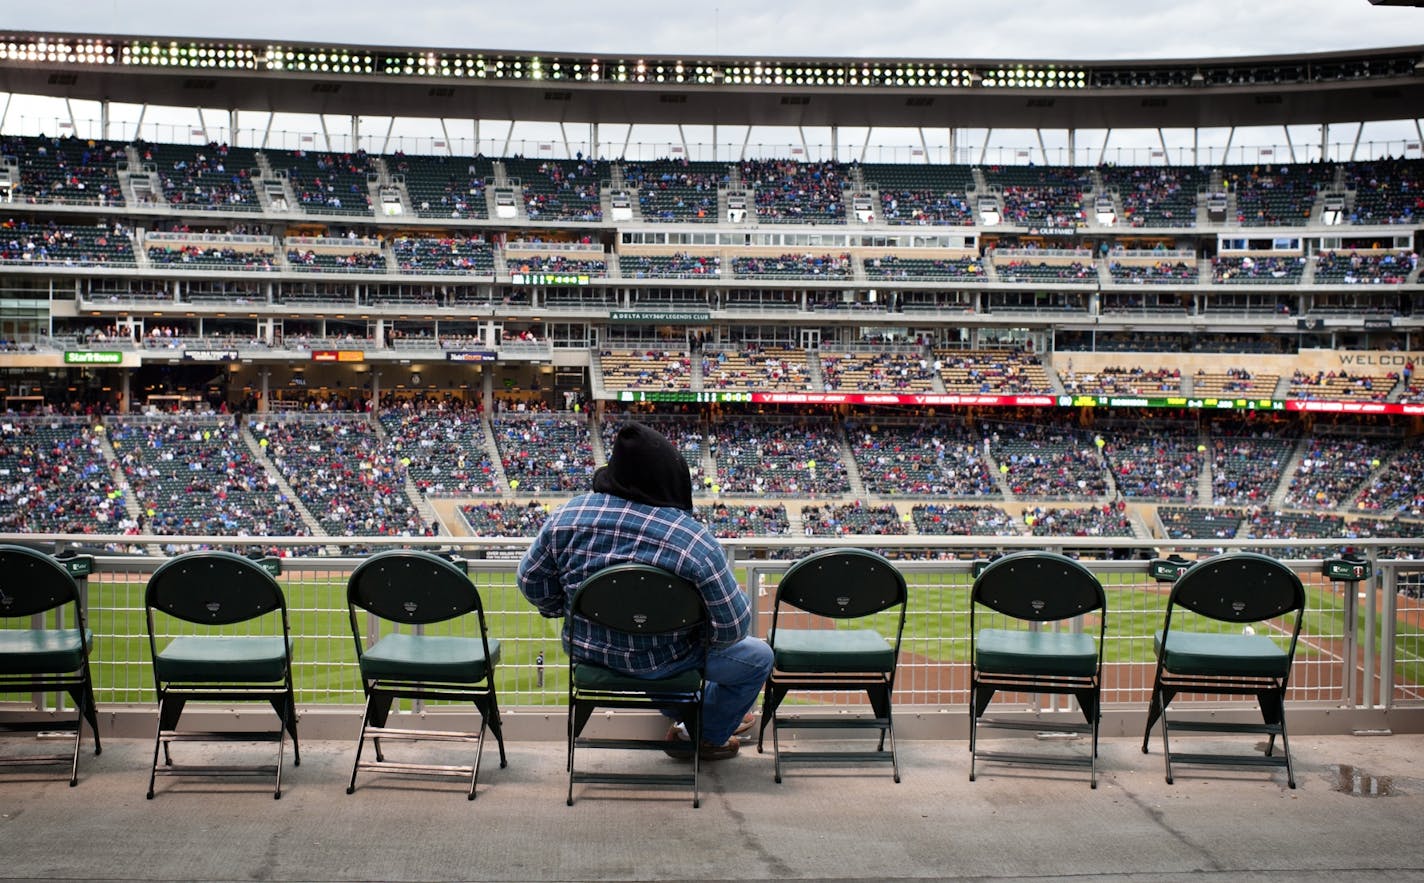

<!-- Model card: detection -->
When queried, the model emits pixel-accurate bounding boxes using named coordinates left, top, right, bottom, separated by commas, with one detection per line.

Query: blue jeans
left=641, top=636, right=773, bottom=745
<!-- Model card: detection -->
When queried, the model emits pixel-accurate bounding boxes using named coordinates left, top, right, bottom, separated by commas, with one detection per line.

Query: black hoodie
left=591, top=421, right=694, bottom=512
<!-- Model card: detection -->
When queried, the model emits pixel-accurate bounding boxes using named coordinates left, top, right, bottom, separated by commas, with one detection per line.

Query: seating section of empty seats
left=1288, top=369, right=1392, bottom=401
left=863, top=163, right=975, bottom=226
left=598, top=349, right=693, bottom=392
left=702, top=346, right=811, bottom=391
left=862, top=255, right=985, bottom=281
left=1212, top=255, right=1306, bottom=283
left=1158, top=506, right=1244, bottom=540
left=393, top=154, right=493, bottom=219
left=267, top=148, right=376, bottom=215
left=390, top=234, right=495, bottom=275
left=0, top=135, right=125, bottom=205
left=1191, top=368, right=1279, bottom=399
left=983, top=164, right=1089, bottom=227
left=623, top=159, right=727, bottom=222
left=741, top=158, right=848, bottom=224
left=139, top=141, right=262, bottom=211
left=1223, top=164, right=1330, bottom=226
left=0, top=219, right=135, bottom=266
left=1099, top=165, right=1203, bottom=227
left=504, top=157, right=608, bottom=222
left=937, top=350, right=1053, bottom=395
left=619, top=253, right=721, bottom=278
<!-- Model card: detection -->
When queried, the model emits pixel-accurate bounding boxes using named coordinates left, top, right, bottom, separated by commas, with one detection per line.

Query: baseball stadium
left=2, top=9, right=1424, bottom=880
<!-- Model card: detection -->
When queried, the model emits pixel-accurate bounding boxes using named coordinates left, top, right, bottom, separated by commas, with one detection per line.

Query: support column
left=1222, top=127, right=1236, bottom=165
left=1067, top=129, right=1076, bottom=167
left=101, top=99, right=109, bottom=141
left=229, top=108, right=239, bottom=145
left=351, top=114, right=360, bottom=153
left=260, top=368, right=271, bottom=414
left=120, top=369, right=130, bottom=414
left=1282, top=125, right=1297, bottom=163
left=978, top=128, right=993, bottom=166
left=860, top=126, right=874, bottom=163
left=1350, top=122, right=1365, bottom=162
left=1097, top=128, right=1112, bottom=167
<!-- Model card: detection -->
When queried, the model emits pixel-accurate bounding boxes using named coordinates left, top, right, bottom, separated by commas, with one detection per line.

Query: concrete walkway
left=2, top=733, right=1423, bottom=882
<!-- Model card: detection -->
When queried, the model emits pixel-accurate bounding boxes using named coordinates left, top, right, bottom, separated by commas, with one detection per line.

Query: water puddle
left=1334, top=765, right=1394, bottom=797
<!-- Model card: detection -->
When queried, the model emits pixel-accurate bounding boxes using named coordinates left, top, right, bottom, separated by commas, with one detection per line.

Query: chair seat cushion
left=360, top=633, right=500, bottom=684
left=572, top=662, right=701, bottom=693
left=772, top=627, right=895, bottom=673
left=976, top=628, right=1098, bottom=676
left=154, top=635, right=291, bottom=683
left=1155, top=630, right=1291, bottom=677
left=0, top=628, right=91, bottom=675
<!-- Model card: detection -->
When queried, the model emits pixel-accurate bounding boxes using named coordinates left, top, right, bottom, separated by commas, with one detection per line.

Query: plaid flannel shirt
left=516, top=492, right=750, bottom=674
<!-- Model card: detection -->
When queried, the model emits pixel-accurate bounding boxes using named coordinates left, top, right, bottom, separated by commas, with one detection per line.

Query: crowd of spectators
left=601, top=414, right=707, bottom=493
left=1314, top=250, right=1416, bottom=285
left=740, top=159, right=847, bottom=223
left=620, top=253, right=721, bottom=278
left=1100, top=164, right=1202, bottom=228
left=877, top=189, right=974, bottom=225
left=459, top=501, right=550, bottom=537
left=801, top=501, right=907, bottom=536
left=1212, top=255, right=1307, bottom=283
left=996, top=260, right=1095, bottom=282
left=1282, top=436, right=1396, bottom=510
left=147, top=245, right=275, bottom=270
left=0, top=218, right=134, bottom=266
left=731, top=253, right=852, bottom=278
left=1023, top=503, right=1135, bottom=538
left=987, top=422, right=1110, bottom=499
left=275, top=148, right=376, bottom=213
left=1344, top=158, right=1423, bottom=225
left=508, top=254, right=608, bottom=276
left=623, top=159, right=726, bottom=222
left=1224, top=164, right=1327, bottom=226
left=1353, top=442, right=1424, bottom=517
left=1288, top=369, right=1393, bottom=402
left=1158, top=505, right=1243, bottom=540
left=0, top=418, right=133, bottom=541
left=1101, top=423, right=1202, bottom=501
left=702, top=347, right=810, bottom=391
left=819, top=352, right=936, bottom=392
left=1107, top=261, right=1199, bottom=284
left=144, top=141, right=259, bottom=210
left=849, top=420, right=997, bottom=498
left=107, top=416, right=310, bottom=542
left=1061, top=366, right=1182, bottom=396
left=863, top=255, right=984, bottom=280
left=378, top=404, right=503, bottom=496
left=710, top=417, right=849, bottom=496
left=1210, top=433, right=1294, bottom=505
left=492, top=413, right=596, bottom=495
left=390, top=235, right=494, bottom=275
left=938, top=350, right=1054, bottom=395
left=695, top=503, right=790, bottom=537
left=287, top=249, right=387, bottom=272
left=910, top=503, right=1018, bottom=536
left=599, top=350, right=693, bottom=392
left=508, top=157, right=606, bottom=222
left=2, top=135, right=125, bottom=205
left=250, top=415, right=434, bottom=538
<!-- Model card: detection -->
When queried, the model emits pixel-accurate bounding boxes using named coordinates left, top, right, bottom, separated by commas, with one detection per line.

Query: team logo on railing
left=205, top=601, right=221, bottom=613
left=403, top=601, right=419, bottom=615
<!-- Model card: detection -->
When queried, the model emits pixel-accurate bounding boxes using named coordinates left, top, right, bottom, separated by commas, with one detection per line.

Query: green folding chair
left=566, top=563, right=709, bottom=807
left=346, top=550, right=507, bottom=800
left=1142, top=552, right=1305, bottom=788
left=144, top=551, right=299, bottom=799
left=970, top=551, right=1106, bottom=788
left=756, top=548, right=908, bottom=783
left=0, top=545, right=101, bottom=785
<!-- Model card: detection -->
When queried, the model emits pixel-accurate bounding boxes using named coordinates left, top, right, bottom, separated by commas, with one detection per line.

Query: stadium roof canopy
left=0, top=32, right=1421, bottom=131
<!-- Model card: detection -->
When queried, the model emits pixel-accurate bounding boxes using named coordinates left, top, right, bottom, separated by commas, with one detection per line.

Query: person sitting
left=517, top=421, right=772, bottom=760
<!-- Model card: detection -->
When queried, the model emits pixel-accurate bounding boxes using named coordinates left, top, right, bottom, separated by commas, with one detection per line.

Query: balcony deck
left=3, top=731, right=1422, bottom=882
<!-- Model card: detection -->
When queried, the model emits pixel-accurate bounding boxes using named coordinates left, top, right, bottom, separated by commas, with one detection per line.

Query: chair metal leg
left=347, top=693, right=375, bottom=794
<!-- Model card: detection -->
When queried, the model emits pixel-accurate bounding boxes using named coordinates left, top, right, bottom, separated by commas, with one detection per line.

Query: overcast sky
left=7, top=0, right=1423, bottom=60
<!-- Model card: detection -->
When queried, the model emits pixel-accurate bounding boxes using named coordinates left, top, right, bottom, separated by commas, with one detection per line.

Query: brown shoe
left=697, top=737, right=740, bottom=761
left=663, top=724, right=696, bottom=759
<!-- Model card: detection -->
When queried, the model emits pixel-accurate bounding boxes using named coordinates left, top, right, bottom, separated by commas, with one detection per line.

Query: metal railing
left=4, top=534, right=1420, bottom=727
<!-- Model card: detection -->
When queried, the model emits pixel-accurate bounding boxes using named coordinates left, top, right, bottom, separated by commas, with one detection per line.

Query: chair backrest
left=348, top=550, right=482, bottom=624
left=972, top=551, right=1105, bottom=622
left=146, top=550, right=286, bottom=625
left=776, top=548, right=908, bottom=620
left=1168, top=552, right=1305, bottom=623
left=571, top=564, right=705, bottom=638
left=0, top=545, right=81, bottom=619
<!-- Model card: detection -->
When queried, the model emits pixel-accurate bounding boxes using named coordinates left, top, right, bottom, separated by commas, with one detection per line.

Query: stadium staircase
left=1197, top=430, right=1215, bottom=502
left=837, top=426, right=867, bottom=499
left=118, top=147, right=161, bottom=208
left=806, top=353, right=825, bottom=389
left=690, top=353, right=704, bottom=391
left=1266, top=437, right=1312, bottom=510
left=239, top=425, right=329, bottom=544
left=252, top=154, right=296, bottom=213
left=97, top=429, right=158, bottom=554
left=984, top=445, right=1016, bottom=502
left=1271, top=376, right=1292, bottom=398
left=403, top=473, right=442, bottom=533
left=479, top=414, right=511, bottom=493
